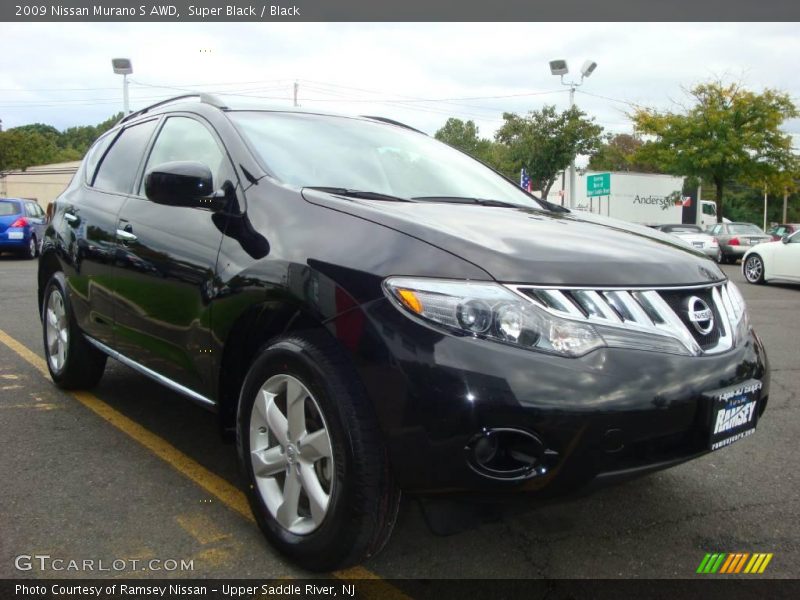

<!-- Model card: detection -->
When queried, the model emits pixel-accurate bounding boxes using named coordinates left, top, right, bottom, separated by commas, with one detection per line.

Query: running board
left=83, top=335, right=217, bottom=409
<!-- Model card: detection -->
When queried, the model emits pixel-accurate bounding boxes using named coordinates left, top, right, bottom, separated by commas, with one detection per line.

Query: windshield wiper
left=412, top=196, right=523, bottom=208
left=305, top=187, right=415, bottom=203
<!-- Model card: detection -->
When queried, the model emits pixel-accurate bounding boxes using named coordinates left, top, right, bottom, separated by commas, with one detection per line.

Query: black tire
left=24, top=235, right=37, bottom=260
left=236, top=332, right=400, bottom=572
left=715, top=247, right=724, bottom=264
left=41, top=272, right=107, bottom=389
left=743, top=254, right=766, bottom=285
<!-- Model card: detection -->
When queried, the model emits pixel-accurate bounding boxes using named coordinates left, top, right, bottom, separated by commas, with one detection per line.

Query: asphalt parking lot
left=0, top=256, right=797, bottom=581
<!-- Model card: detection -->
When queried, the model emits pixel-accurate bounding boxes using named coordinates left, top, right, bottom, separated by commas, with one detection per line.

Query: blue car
left=0, top=198, right=47, bottom=259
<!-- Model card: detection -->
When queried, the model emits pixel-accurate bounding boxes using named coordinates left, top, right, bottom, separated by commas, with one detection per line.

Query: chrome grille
left=509, top=282, right=738, bottom=356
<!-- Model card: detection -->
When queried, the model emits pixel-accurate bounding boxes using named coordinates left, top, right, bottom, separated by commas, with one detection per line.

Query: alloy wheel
left=744, top=256, right=763, bottom=283
left=249, top=374, right=334, bottom=535
left=45, top=289, right=68, bottom=372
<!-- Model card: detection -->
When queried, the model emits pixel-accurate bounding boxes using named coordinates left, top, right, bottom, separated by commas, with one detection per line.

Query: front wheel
left=42, top=272, right=107, bottom=388
left=743, top=254, right=766, bottom=285
left=236, top=333, right=400, bottom=572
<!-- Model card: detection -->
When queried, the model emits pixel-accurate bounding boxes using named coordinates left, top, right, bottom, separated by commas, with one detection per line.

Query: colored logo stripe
left=697, top=552, right=773, bottom=574
left=697, top=553, right=726, bottom=573
left=744, top=553, right=773, bottom=574
left=720, top=553, right=749, bottom=573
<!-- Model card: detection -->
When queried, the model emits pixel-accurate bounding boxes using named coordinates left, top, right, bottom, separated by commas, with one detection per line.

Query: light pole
left=549, top=59, right=598, bottom=209
left=111, top=58, right=133, bottom=114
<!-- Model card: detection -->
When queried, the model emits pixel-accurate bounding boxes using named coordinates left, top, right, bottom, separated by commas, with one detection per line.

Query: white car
left=655, top=224, right=719, bottom=261
left=742, top=230, right=800, bottom=284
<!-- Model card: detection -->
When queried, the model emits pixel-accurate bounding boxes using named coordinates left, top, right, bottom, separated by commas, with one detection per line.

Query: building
left=0, top=161, right=80, bottom=209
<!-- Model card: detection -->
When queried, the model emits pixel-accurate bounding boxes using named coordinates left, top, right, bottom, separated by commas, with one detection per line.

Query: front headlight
left=383, top=277, right=605, bottom=357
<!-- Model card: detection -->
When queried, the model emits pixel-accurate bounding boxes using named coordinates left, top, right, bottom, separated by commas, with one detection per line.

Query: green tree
left=632, top=81, right=798, bottom=222
left=0, top=129, right=59, bottom=170
left=0, top=112, right=123, bottom=171
left=434, top=118, right=490, bottom=157
left=495, top=105, right=603, bottom=199
left=588, top=133, right=660, bottom=173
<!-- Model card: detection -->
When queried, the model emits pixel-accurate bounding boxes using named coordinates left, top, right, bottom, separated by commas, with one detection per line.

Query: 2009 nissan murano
left=39, top=94, right=769, bottom=570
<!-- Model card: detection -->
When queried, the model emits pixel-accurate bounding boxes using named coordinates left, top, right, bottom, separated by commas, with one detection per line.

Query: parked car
left=38, top=95, right=770, bottom=571
left=0, top=198, right=47, bottom=259
left=654, top=223, right=719, bottom=261
left=742, top=230, right=800, bottom=284
left=708, top=222, right=772, bottom=264
left=767, top=223, right=800, bottom=241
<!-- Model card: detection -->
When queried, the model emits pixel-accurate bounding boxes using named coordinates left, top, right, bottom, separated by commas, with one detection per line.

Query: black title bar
left=3, top=0, right=800, bottom=22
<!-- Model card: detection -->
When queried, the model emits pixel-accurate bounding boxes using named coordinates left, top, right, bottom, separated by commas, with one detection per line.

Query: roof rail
left=118, top=93, right=228, bottom=125
left=360, top=115, right=426, bottom=135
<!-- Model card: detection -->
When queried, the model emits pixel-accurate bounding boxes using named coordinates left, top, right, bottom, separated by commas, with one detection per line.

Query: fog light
left=465, top=428, right=556, bottom=481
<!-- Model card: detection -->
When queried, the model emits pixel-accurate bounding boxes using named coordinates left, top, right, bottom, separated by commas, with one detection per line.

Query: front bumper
left=349, top=298, right=770, bottom=496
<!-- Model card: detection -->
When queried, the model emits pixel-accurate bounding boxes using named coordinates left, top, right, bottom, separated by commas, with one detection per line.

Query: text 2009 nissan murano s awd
left=38, top=94, right=769, bottom=571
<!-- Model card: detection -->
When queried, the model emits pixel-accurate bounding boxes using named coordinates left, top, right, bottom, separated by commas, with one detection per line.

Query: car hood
left=302, top=190, right=726, bottom=287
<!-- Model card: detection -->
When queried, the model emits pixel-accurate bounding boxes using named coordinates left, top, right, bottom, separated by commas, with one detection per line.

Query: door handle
left=116, top=229, right=138, bottom=242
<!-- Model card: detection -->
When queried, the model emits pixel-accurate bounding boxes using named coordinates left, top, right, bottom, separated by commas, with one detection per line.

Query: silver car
left=709, top=222, right=772, bottom=264
left=656, top=223, right=719, bottom=261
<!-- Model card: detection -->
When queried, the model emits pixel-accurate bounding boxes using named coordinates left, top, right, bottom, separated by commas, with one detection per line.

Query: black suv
left=38, top=95, right=769, bottom=571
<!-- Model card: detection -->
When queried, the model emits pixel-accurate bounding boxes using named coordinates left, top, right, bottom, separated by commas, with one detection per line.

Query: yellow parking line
left=0, top=329, right=407, bottom=596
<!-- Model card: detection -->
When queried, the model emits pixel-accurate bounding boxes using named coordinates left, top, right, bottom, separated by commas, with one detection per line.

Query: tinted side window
left=25, top=203, right=37, bottom=217
left=139, top=117, right=226, bottom=195
left=84, top=131, right=116, bottom=185
left=94, top=120, right=158, bottom=195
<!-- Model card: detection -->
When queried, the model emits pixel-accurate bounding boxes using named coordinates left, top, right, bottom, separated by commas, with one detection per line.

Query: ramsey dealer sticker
left=706, top=380, right=762, bottom=450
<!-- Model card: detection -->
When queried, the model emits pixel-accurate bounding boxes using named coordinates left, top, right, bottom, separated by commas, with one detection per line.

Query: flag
left=520, top=168, right=532, bottom=193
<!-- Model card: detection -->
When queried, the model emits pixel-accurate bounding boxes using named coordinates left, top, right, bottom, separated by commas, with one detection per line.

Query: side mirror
left=144, top=161, right=222, bottom=209
left=782, top=235, right=791, bottom=244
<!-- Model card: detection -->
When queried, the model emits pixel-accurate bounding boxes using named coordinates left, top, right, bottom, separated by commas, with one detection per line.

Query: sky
left=1, top=22, right=799, bottom=151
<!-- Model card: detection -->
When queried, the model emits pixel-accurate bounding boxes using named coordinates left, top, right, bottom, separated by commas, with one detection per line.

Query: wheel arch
left=37, top=249, right=62, bottom=319
left=215, top=301, right=343, bottom=439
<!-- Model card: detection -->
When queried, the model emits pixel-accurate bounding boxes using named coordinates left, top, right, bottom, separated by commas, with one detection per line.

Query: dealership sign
left=586, top=173, right=611, bottom=197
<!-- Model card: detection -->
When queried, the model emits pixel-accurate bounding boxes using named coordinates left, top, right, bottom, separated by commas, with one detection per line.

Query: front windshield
left=230, top=111, right=543, bottom=209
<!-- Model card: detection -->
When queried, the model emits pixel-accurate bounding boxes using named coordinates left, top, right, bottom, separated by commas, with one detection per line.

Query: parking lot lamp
left=550, top=59, right=598, bottom=209
left=111, top=58, right=133, bottom=114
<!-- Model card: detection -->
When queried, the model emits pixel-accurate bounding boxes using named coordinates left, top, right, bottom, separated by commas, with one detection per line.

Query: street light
left=550, top=58, right=598, bottom=209
left=111, top=58, right=133, bottom=114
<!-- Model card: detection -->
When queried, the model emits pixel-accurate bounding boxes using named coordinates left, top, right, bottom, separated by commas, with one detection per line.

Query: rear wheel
left=743, top=254, right=766, bottom=285
left=24, top=235, right=37, bottom=259
left=42, top=272, right=107, bottom=388
left=237, top=333, right=400, bottom=571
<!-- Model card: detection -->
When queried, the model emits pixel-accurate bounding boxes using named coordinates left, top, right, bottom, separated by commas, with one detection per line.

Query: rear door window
left=94, top=119, right=158, bottom=195
left=84, top=131, right=116, bottom=185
